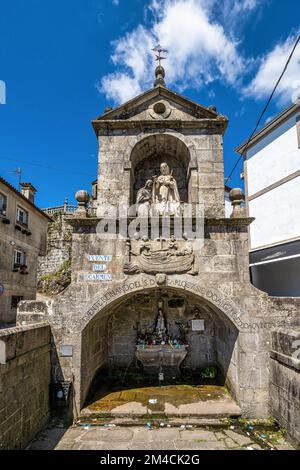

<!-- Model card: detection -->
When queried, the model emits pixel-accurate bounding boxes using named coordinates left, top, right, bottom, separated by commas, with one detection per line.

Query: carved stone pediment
left=92, top=86, right=228, bottom=135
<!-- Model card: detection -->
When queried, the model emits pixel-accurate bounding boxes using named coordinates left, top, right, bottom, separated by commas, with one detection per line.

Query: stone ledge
left=271, top=328, right=300, bottom=357
left=0, top=322, right=49, bottom=337
left=0, top=324, right=50, bottom=362
left=65, top=216, right=255, bottom=228
left=270, top=350, right=300, bottom=371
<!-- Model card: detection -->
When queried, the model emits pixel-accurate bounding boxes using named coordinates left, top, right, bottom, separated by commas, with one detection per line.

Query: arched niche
left=80, top=286, right=240, bottom=409
left=129, top=134, right=192, bottom=205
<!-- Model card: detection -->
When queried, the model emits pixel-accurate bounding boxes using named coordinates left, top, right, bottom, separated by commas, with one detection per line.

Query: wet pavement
left=82, top=384, right=241, bottom=417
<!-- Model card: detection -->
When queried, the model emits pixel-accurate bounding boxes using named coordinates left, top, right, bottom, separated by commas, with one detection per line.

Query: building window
left=0, top=192, right=7, bottom=216
left=13, top=249, right=27, bottom=269
left=11, top=295, right=23, bottom=309
left=16, top=205, right=28, bottom=226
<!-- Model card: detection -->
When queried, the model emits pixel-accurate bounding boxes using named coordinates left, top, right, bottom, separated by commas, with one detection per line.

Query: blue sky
left=0, top=0, right=299, bottom=208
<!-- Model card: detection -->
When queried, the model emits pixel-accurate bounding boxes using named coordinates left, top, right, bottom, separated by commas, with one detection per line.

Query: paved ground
left=27, top=425, right=295, bottom=451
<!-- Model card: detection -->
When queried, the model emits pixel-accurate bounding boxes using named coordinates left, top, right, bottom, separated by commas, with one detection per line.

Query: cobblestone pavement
left=28, top=426, right=295, bottom=451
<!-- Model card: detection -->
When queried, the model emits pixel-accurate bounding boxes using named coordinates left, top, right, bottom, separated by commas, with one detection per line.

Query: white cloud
left=100, top=25, right=155, bottom=103
left=153, top=0, right=245, bottom=86
left=244, top=34, right=300, bottom=104
left=100, top=0, right=255, bottom=105
left=99, top=73, right=142, bottom=104
left=218, top=0, right=262, bottom=31
left=111, top=0, right=119, bottom=5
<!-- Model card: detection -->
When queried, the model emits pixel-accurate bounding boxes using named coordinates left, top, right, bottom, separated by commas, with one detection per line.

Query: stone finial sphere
left=155, top=65, right=165, bottom=78
left=75, top=190, right=90, bottom=204
left=229, top=188, right=243, bottom=203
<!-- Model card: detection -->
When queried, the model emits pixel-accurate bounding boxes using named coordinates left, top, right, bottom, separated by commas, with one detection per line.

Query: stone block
left=214, top=255, right=236, bottom=272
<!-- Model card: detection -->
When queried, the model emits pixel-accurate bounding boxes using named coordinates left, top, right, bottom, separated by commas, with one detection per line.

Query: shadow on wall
left=49, top=334, right=75, bottom=424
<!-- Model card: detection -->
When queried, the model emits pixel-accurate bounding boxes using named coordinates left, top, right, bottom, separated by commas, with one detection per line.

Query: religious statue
left=140, top=236, right=152, bottom=254
left=152, top=163, right=181, bottom=216
left=168, top=235, right=178, bottom=252
left=155, top=308, right=167, bottom=339
left=136, top=180, right=153, bottom=216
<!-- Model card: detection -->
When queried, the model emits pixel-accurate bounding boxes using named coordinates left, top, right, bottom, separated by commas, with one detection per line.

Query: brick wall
left=0, top=324, right=51, bottom=449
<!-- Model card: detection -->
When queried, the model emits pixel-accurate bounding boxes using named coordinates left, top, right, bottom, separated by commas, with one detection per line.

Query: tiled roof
left=0, top=176, right=52, bottom=221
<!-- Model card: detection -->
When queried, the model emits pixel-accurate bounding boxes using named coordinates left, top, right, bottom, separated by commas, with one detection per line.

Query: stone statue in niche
left=123, top=236, right=198, bottom=275
left=155, top=308, right=167, bottom=339
left=135, top=303, right=188, bottom=376
left=135, top=163, right=181, bottom=216
left=152, top=162, right=181, bottom=216
left=136, top=180, right=153, bottom=216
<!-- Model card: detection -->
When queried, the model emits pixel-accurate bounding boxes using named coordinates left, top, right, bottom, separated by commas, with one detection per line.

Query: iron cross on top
left=152, top=44, right=168, bottom=66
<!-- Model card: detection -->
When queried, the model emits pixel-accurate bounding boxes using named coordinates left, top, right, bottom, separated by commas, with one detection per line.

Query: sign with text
left=86, top=273, right=112, bottom=281
left=92, top=264, right=106, bottom=272
left=88, top=255, right=112, bottom=262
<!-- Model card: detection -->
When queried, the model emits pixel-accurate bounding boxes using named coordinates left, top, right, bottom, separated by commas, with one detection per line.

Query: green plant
left=200, top=366, right=217, bottom=379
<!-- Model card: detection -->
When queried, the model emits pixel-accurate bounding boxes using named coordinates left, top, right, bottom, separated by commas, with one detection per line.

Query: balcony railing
left=42, top=204, right=96, bottom=217
left=42, top=204, right=77, bottom=215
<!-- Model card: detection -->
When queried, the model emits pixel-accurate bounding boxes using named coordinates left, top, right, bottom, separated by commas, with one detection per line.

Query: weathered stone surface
left=0, top=324, right=51, bottom=450
left=270, top=329, right=300, bottom=446
left=224, top=429, right=253, bottom=446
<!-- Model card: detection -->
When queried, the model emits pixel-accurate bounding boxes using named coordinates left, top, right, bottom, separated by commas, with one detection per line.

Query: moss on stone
left=37, top=258, right=71, bottom=296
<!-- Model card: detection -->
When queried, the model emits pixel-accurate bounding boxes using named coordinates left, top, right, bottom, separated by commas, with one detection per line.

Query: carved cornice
left=92, top=119, right=228, bottom=136
left=66, top=216, right=255, bottom=231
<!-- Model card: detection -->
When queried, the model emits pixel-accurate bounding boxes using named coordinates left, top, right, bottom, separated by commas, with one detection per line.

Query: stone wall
left=81, top=316, right=108, bottom=405
left=37, top=213, right=72, bottom=295
left=0, top=324, right=51, bottom=449
left=270, top=328, right=300, bottom=445
left=37, top=213, right=71, bottom=278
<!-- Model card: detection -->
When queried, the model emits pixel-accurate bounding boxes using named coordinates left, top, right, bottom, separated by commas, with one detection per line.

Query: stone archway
left=76, top=275, right=248, bottom=411
left=78, top=275, right=245, bottom=333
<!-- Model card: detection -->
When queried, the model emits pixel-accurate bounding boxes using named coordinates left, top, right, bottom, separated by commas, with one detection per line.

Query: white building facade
left=236, top=100, right=300, bottom=296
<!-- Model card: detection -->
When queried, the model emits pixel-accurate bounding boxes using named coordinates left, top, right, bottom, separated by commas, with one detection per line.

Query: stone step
left=76, top=416, right=241, bottom=429
left=80, top=399, right=242, bottom=420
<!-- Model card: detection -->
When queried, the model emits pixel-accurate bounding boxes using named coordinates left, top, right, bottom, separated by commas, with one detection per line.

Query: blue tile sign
left=86, top=274, right=112, bottom=281
left=88, top=255, right=112, bottom=262
left=0, top=284, right=4, bottom=296
left=92, top=264, right=106, bottom=272
left=87, top=255, right=112, bottom=280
